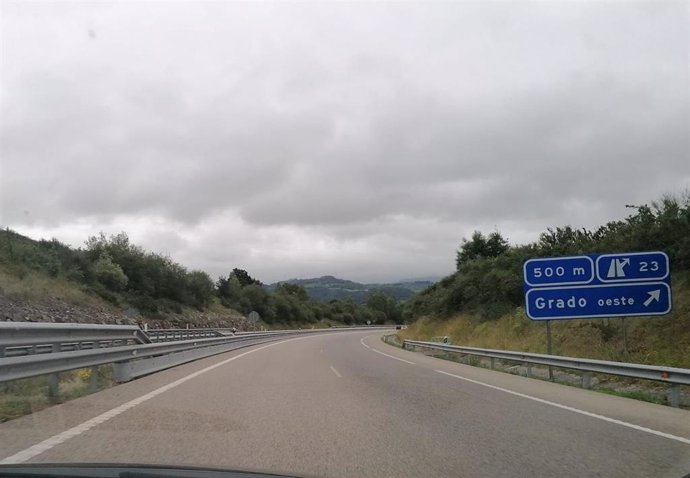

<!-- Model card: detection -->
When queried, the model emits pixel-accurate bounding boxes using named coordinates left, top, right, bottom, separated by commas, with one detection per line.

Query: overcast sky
left=1, top=1, right=688, bottom=283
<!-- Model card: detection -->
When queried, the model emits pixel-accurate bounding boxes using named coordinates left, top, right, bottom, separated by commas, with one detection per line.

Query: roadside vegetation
left=0, top=229, right=403, bottom=326
left=0, top=367, right=116, bottom=423
left=400, top=192, right=690, bottom=368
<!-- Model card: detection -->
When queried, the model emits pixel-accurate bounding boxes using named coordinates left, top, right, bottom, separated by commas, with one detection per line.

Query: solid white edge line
left=369, top=347, right=416, bottom=365
left=0, top=334, right=331, bottom=465
left=360, top=335, right=415, bottom=364
left=435, top=370, right=690, bottom=446
left=330, top=365, right=342, bottom=378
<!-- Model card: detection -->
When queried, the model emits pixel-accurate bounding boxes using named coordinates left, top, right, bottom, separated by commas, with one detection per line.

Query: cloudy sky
left=1, top=1, right=688, bottom=283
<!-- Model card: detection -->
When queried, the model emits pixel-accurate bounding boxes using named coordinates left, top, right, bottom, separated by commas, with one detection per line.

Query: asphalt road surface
left=1, top=331, right=689, bottom=477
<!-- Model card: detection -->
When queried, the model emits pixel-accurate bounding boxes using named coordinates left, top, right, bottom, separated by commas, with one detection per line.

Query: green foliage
left=415, top=191, right=690, bottom=321
left=238, top=284, right=274, bottom=320
left=81, top=232, right=216, bottom=312
left=0, top=228, right=406, bottom=326
left=275, top=282, right=309, bottom=301
left=456, top=230, right=509, bottom=269
left=366, top=291, right=401, bottom=323
left=216, top=274, right=242, bottom=307
left=232, top=268, right=262, bottom=288
left=215, top=271, right=404, bottom=326
left=186, top=270, right=215, bottom=310
left=0, top=230, right=73, bottom=278
left=92, top=252, right=128, bottom=291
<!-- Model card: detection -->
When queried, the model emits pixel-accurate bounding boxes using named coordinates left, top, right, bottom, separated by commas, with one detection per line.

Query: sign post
left=546, top=320, right=553, bottom=381
left=523, top=251, right=672, bottom=367
left=621, top=317, right=629, bottom=356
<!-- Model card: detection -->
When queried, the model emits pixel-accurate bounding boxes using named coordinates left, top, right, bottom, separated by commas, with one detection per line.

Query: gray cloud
left=1, top=1, right=688, bottom=283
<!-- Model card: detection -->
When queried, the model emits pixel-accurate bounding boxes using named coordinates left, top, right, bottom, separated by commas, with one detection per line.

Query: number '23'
left=640, top=261, right=659, bottom=272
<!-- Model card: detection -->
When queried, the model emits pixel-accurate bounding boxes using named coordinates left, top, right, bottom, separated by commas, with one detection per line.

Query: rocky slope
left=0, top=293, right=248, bottom=329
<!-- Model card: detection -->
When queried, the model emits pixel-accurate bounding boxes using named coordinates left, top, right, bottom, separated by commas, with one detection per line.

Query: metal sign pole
left=622, top=317, right=629, bottom=356
left=546, top=320, right=553, bottom=381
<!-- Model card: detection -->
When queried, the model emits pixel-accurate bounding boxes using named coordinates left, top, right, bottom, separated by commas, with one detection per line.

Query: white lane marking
left=330, top=365, right=342, bottom=378
left=436, top=370, right=690, bottom=446
left=0, top=335, right=327, bottom=465
left=369, top=346, right=416, bottom=365
left=360, top=335, right=415, bottom=364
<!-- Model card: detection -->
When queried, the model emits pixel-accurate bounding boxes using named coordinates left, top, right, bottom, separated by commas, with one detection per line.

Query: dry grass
left=0, top=265, right=111, bottom=310
left=0, top=368, right=115, bottom=423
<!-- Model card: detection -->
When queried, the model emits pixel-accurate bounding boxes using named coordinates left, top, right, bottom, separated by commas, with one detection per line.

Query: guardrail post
left=525, top=363, right=532, bottom=378
left=669, top=384, right=680, bottom=408
left=88, top=366, right=100, bottom=392
left=546, top=320, right=554, bottom=382
left=581, top=372, right=592, bottom=389
left=47, top=373, right=59, bottom=404
left=490, top=357, right=495, bottom=370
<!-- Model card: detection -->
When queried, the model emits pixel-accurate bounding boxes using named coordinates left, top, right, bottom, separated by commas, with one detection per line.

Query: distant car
left=395, top=325, right=402, bottom=330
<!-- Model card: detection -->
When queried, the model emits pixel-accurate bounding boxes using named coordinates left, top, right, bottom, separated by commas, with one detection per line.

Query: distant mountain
left=266, top=275, right=435, bottom=304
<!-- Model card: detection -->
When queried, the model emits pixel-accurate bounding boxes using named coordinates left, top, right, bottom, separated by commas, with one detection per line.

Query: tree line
left=0, top=229, right=403, bottom=325
left=215, top=269, right=401, bottom=325
left=405, top=193, right=690, bottom=322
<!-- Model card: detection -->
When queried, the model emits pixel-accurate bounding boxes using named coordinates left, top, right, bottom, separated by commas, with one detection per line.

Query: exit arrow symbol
left=643, top=290, right=661, bottom=307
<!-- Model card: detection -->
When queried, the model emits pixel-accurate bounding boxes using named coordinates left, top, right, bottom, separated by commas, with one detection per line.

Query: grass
left=0, top=367, right=115, bottom=423
left=391, top=331, right=688, bottom=407
left=595, top=387, right=666, bottom=405
left=0, top=264, right=114, bottom=310
left=399, top=272, right=690, bottom=369
left=391, top=336, right=683, bottom=407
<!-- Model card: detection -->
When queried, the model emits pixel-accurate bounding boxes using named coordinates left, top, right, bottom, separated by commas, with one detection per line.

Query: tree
left=92, top=252, right=128, bottom=291
left=239, top=284, right=275, bottom=321
left=275, top=283, right=309, bottom=301
left=537, top=226, right=593, bottom=256
left=216, top=274, right=242, bottom=306
left=231, top=268, right=262, bottom=288
left=456, top=231, right=509, bottom=269
left=366, top=291, right=401, bottom=323
left=186, top=270, right=215, bottom=309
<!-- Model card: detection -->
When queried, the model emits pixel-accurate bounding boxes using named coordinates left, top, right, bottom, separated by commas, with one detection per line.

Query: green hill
left=268, top=275, right=435, bottom=304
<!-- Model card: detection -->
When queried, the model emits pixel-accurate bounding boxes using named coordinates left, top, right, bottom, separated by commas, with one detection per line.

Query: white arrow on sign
left=643, top=289, right=661, bottom=307
left=607, top=258, right=631, bottom=278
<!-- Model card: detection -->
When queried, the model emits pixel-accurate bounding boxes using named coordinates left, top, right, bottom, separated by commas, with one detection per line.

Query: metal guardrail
left=145, top=328, right=224, bottom=342
left=145, top=326, right=393, bottom=341
left=0, top=324, right=392, bottom=384
left=430, top=336, right=451, bottom=344
left=0, top=322, right=150, bottom=358
left=1, top=332, right=282, bottom=383
left=403, top=340, right=690, bottom=407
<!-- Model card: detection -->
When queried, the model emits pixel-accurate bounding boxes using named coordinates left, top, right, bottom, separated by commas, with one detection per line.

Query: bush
left=92, top=252, right=128, bottom=291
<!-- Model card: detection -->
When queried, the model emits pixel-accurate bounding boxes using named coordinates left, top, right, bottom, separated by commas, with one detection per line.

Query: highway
left=1, top=330, right=689, bottom=477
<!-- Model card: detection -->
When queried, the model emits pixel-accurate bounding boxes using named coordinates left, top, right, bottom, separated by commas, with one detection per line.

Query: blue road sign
left=596, top=252, right=669, bottom=282
left=523, top=256, right=594, bottom=287
left=526, top=282, right=671, bottom=320
left=523, top=251, right=671, bottom=321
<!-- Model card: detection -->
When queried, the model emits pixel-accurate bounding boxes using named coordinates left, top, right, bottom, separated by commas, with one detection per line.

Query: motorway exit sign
left=523, top=251, right=671, bottom=321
